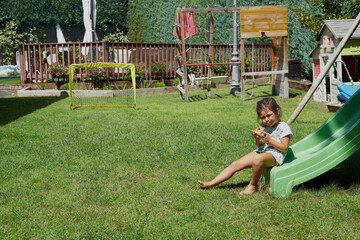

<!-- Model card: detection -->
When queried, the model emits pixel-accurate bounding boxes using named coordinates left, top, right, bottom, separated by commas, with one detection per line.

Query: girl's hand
left=251, top=130, right=262, bottom=147
left=251, top=126, right=265, bottom=139
left=251, top=130, right=258, bottom=138
left=260, top=132, right=270, bottom=143
left=251, top=130, right=264, bottom=139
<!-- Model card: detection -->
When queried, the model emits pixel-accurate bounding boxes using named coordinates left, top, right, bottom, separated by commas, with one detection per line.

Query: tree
left=293, top=0, right=360, bottom=34
left=0, top=20, right=39, bottom=65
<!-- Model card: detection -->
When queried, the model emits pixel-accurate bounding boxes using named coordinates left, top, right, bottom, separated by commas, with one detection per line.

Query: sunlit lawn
left=0, top=77, right=21, bottom=84
left=0, top=84, right=359, bottom=239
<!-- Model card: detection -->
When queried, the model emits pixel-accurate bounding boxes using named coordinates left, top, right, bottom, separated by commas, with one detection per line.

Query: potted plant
left=48, top=62, right=69, bottom=89
left=88, top=67, right=104, bottom=89
left=125, top=62, right=146, bottom=83
left=151, top=61, right=166, bottom=80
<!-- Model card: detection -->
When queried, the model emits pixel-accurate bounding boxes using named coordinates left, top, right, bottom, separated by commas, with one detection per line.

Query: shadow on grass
left=289, top=91, right=301, bottom=98
left=186, top=83, right=302, bottom=102
left=246, top=91, right=272, bottom=99
left=217, top=181, right=249, bottom=190
left=296, top=150, right=360, bottom=191
left=189, top=94, right=207, bottom=102
left=243, top=83, right=302, bottom=99
left=0, top=96, right=66, bottom=125
left=188, top=92, right=225, bottom=102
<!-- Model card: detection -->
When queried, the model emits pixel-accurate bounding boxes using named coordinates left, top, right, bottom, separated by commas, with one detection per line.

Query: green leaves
left=0, top=20, right=39, bottom=65
left=0, top=0, right=127, bottom=30
left=293, top=0, right=360, bottom=35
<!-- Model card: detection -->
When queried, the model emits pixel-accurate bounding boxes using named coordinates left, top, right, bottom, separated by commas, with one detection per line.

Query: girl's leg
left=198, top=152, right=257, bottom=188
left=240, top=152, right=276, bottom=195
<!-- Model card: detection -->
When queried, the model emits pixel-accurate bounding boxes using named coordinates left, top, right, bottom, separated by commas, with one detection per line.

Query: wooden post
left=287, top=13, right=360, bottom=124
left=38, top=45, right=43, bottom=82
left=271, top=37, right=280, bottom=96
left=103, top=40, right=110, bottom=83
left=207, top=12, right=215, bottom=99
left=271, top=37, right=288, bottom=98
left=174, top=9, right=183, bottom=71
left=18, top=42, right=26, bottom=85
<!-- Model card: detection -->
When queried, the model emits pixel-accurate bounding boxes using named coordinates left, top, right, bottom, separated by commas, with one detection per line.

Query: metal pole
left=230, top=0, right=241, bottom=94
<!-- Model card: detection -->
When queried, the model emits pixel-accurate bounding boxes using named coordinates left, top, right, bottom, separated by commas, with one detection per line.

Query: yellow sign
left=240, top=5, right=287, bottom=38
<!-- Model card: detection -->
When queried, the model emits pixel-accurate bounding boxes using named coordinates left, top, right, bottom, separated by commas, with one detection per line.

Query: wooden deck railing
left=18, top=41, right=271, bottom=84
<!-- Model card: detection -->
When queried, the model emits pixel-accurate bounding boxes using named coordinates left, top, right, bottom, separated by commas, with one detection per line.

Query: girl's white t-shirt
left=255, top=121, right=293, bottom=165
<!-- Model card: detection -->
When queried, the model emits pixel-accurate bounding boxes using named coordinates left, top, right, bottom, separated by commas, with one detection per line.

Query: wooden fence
left=18, top=41, right=271, bottom=84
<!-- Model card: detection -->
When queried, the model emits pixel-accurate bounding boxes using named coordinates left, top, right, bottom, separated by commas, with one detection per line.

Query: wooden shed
left=309, top=19, right=360, bottom=103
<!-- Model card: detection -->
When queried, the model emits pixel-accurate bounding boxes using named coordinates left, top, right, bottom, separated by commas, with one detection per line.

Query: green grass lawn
left=0, top=77, right=21, bottom=84
left=0, top=84, right=359, bottom=239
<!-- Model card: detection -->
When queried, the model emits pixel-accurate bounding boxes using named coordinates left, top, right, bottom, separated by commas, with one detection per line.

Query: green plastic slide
left=268, top=88, right=360, bottom=197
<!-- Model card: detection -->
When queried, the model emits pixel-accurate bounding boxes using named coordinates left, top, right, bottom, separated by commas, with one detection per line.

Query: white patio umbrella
left=55, top=23, right=68, bottom=56
left=56, top=23, right=66, bottom=43
left=82, top=0, right=98, bottom=42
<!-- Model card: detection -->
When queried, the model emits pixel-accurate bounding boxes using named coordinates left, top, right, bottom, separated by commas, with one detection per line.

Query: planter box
left=0, top=84, right=25, bottom=90
left=288, top=79, right=311, bottom=91
left=42, top=81, right=134, bottom=90
left=17, top=86, right=179, bottom=97
left=326, top=103, right=342, bottom=112
left=164, top=80, right=174, bottom=86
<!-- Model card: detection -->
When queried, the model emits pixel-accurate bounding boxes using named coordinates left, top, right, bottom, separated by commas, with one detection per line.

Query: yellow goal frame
left=69, top=62, right=136, bottom=110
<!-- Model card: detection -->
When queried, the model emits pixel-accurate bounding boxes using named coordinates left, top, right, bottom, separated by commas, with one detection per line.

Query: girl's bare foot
left=198, top=180, right=213, bottom=189
left=239, top=184, right=258, bottom=195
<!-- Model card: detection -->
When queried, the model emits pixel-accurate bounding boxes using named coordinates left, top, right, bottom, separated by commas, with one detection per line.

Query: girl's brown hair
left=256, top=98, right=281, bottom=121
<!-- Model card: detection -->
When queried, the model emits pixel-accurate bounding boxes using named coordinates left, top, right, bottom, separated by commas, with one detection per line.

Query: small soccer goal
left=69, top=62, right=136, bottom=110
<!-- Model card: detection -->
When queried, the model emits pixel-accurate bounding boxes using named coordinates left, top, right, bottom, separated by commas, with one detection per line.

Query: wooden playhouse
left=310, top=19, right=360, bottom=103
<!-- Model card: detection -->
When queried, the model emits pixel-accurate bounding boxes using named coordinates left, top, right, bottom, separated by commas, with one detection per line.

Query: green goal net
left=69, top=62, right=136, bottom=110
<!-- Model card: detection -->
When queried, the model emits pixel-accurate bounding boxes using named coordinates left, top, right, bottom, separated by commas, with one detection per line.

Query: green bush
left=103, top=28, right=129, bottom=42
left=151, top=61, right=166, bottom=79
left=154, top=81, right=166, bottom=88
left=0, top=20, right=39, bottom=65
left=125, top=63, right=146, bottom=81
left=59, top=83, right=69, bottom=90
left=102, top=84, right=113, bottom=90
left=173, top=77, right=179, bottom=86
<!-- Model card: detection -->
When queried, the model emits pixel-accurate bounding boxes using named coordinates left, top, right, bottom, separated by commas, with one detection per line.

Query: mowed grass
left=0, top=78, right=21, bottom=84
left=0, top=84, right=359, bottom=239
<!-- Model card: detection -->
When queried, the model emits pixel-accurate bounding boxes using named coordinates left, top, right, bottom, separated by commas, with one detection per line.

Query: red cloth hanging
left=173, top=7, right=198, bottom=39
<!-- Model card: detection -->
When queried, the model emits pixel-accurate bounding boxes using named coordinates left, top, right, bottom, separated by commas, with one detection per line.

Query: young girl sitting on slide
left=198, top=97, right=293, bottom=195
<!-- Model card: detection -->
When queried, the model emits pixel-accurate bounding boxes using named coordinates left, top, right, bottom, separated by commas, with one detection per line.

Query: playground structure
left=310, top=19, right=360, bottom=104
left=337, top=82, right=360, bottom=103
left=240, top=5, right=289, bottom=100
left=174, top=5, right=289, bottom=101
left=263, top=86, right=360, bottom=197
left=288, top=13, right=360, bottom=124
left=264, top=13, right=360, bottom=197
